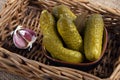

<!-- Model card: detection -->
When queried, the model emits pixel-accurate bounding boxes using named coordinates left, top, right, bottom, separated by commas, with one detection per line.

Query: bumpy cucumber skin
left=57, top=17, right=83, bottom=52
left=52, top=5, right=76, bottom=20
left=84, top=14, right=104, bottom=61
left=40, top=10, right=83, bottom=63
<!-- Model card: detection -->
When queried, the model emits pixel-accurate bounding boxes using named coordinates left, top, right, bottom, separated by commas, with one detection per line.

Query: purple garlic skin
left=12, top=25, right=37, bottom=49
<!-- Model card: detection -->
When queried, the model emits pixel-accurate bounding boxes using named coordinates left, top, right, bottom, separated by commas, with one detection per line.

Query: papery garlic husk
left=12, top=25, right=37, bottom=49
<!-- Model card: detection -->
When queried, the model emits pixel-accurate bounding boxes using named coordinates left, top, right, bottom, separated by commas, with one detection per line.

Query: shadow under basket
left=0, top=0, right=120, bottom=80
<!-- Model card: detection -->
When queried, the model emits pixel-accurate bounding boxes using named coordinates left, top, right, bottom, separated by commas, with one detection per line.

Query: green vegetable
left=52, top=5, right=76, bottom=20
left=57, top=16, right=83, bottom=52
left=84, top=14, right=104, bottom=61
left=40, top=10, right=83, bottom=63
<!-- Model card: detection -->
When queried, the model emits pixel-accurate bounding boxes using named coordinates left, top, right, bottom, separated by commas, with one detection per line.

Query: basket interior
left=0, top=0, right=120, bottom=79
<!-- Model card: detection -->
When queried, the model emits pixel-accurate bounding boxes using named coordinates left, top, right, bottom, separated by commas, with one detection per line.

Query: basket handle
left=0, top=47, right=101, bottom=80
left=36, top=0, right=120, bottom=16
left=89, top=0, right=120, bottom=15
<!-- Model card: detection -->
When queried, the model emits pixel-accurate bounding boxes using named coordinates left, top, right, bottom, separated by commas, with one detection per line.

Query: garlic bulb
left=12, top=25, right=37, bottom=50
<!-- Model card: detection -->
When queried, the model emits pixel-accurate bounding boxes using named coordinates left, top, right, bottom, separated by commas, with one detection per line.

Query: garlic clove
left=24, top=28, right=36, bottom=36
left=19, top=29, right=33, bottom=42
left=13, top=31, right=28, bottom=49
left=12, top=25, right=37, bottom=50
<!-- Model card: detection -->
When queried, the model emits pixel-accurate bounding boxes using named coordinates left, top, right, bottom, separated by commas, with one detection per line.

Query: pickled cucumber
left=84, top=14, right=104, bottom=61
left=52, top=5, right=76, bottom=20
left=57, top=16, right=83, bottom=51
left=40, top=10, right=83, bottom=63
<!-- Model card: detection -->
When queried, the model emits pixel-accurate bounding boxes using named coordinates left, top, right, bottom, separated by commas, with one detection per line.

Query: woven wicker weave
left=0, top=0, right=120, bottom=80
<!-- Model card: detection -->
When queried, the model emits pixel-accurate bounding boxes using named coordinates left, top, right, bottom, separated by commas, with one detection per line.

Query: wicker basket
left=0, top=0, right=120, bottom=80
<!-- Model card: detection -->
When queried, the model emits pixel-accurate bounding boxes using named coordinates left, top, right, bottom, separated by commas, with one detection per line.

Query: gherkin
left=84, top=14, right=104, bottom=61
left=52, top=5, right=76, bottom=20
left=40, top=10, right=83, bottom=63
left=57, top=16, right=83, bottom=52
